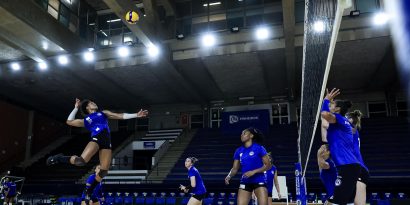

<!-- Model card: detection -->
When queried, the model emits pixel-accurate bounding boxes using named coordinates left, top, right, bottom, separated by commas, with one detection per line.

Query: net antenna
left=298, top=0, right=352, bottom=178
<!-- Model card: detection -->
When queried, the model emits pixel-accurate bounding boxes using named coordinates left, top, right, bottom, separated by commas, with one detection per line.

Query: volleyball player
left=2, top=178, right=16, bottom=205
left=321, top=88, right=361, bottom=205
left=317, top=144, right=337, bottom=200
left=319, top=114, right=337, bottom=200
left=47, top=98, right=148, bottom=204
left=347, top=110, right=369, bottom=205
left=179, top=157, right=207, bottom=205
left=225, top=127, right=271, bottom=205
left=82, top=165, right=104, bottom=205
left=264, top=154, right=281, bottom=205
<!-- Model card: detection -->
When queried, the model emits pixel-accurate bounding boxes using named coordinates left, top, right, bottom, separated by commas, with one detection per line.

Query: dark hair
left=80, top=99, right=91, bottom=117
left=245, top=127, right=264, bottom=144
left=267, top=152, right=273, bottom=163
left=347, top=110, right=363, bottom=130
left=335, top=100, right=353, bottom=116
left=188, top=157, right=198, bottom=164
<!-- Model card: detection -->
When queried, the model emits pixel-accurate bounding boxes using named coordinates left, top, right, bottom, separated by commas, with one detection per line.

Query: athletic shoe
left=46, top=153, right=63, bottom=166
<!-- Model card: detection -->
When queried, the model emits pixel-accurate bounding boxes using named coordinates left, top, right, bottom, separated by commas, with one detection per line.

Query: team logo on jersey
left=229, top=115, right=239, bottom=124
left=249, top=151, right=254, bottom=156
left=86, top=117, right=92, bottom=124
left=335, top=178, right=342, bottom=186
left=97, top=113, right=102, bottom=116
left=295, top=170, right=300, bottom=176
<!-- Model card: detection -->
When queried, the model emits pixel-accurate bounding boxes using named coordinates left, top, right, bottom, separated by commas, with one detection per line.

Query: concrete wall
left=148, top=104, right=203, bottom=130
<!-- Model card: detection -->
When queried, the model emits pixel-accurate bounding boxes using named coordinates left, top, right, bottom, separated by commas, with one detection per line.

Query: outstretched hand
left=75, top=98, right=81, bottom=108
left=325, top=88, right=340, bottom=101
left=137, top=109, right=149, bottom=118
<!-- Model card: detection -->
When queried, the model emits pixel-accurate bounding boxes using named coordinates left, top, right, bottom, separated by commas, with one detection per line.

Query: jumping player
left=347, top=110, right=369, bottom=205
left=321, top=88, right=361, bottom=205
left=47, top=98, right=148, bottom=204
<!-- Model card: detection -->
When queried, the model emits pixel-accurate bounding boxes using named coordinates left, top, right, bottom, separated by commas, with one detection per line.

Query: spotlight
left=58, top=55, right=69, bottom=65
left=42, top=42, right=48, bottom=50
left=117, top=46, right=130, bottom=57
left=231, top=27, right=240, bottom=33
left=201, top=33, right=216, bottom=47
left=10, top=62, right=20, bottom=71
left=38, top=62, right=48, bottom=70
left=373, top=12, right=389, bottom=26
left=83, top=50, right=95, bottom=62
left=255, top=27, right=269, bottom=40
left=176, top=34, right=185, bottom=40
left=147, top=45, right=160, bottom=57
left=313, top=20, right=325, bottom=33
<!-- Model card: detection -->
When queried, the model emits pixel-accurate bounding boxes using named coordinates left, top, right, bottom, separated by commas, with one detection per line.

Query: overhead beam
left=103, top=0, right=157, bottom=47
left=0, top=0, right=90, bottom=53
left=0, top=28, right=46, bottom=63
left=281, top=0, right=296, bottom=100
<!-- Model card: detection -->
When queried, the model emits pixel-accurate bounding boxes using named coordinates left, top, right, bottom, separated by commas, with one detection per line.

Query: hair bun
left=352, top=110, right=362, bottom=118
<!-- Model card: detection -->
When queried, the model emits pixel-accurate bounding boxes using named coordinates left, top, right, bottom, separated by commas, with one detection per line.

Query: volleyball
left=125, top=11, right=139, bottom=24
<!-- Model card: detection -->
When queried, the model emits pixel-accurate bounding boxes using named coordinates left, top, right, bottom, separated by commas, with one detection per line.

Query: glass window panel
left=35, top=0, right=48, bottom=10
left=48, top=6, right=59, bottom=19
left=227, top=10, right=244, bottom=28
left=368, top=102, right=386, bottom=112
left=246, top=7, right=264, bottom=27
left=59, top=3, right=70, bottom=18
left=192, top=0, right=208, bottom=15
left=281, top=117, right=289, bottom=124
left=295, top=1, right=305, bottom=23
left=264, top=12, right=283, bottom=25
left=356, top=0, right=379, bottom=13
left=98, top=14, right=111, bottom=30
left=49, top=0, right=59, bottom=10
left=176, top=2, right=191, bottom=17
left=246, top=0, right=263, bottom=6
left=227, top=0, right=244, bottom=9
left=192, top=22, right=209, bottom=34
left=209, top=20, right=227, bottom=31
left=59, top=14, right=69, bottom=27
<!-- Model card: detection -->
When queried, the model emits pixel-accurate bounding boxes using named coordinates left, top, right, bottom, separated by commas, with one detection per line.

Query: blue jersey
left=264, top=166, right=277, bottom=194
left=84, top=174, right=103, bottom=198
left=4, top=182, right=16, bottom=196
left=84, top=112, right=110, bottom=136
left=188, top=166, right=207, bottom=195
left=320, top=158, right=337, bottom=198
left=234, top=143, right=268, bottom=184
left=327, top=113, right=360, bottom=166
left=352, top=130, right=369, bottom=171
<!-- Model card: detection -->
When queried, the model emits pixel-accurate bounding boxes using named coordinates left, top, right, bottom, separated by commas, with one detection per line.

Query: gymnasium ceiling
left=0, top=0, right=400, bottom=119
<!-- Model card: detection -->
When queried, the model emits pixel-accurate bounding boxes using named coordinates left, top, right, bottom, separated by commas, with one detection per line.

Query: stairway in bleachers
left=141, top=129, right=183, bottom=143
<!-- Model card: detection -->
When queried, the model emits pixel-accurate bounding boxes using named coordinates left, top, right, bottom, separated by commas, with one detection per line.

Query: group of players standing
left=43, top=88, right=368, bottom=205
left=319, top=88, right=369, bottom=205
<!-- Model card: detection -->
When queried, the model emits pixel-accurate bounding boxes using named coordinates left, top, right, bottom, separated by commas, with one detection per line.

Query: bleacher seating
left=164, top=117, right=410, bottom=194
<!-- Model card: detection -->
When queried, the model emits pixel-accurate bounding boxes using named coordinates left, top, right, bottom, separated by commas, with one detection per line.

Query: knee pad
left=98, top=169, right=108, bottom=178
left=74, top=157, right=86, bottom=166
